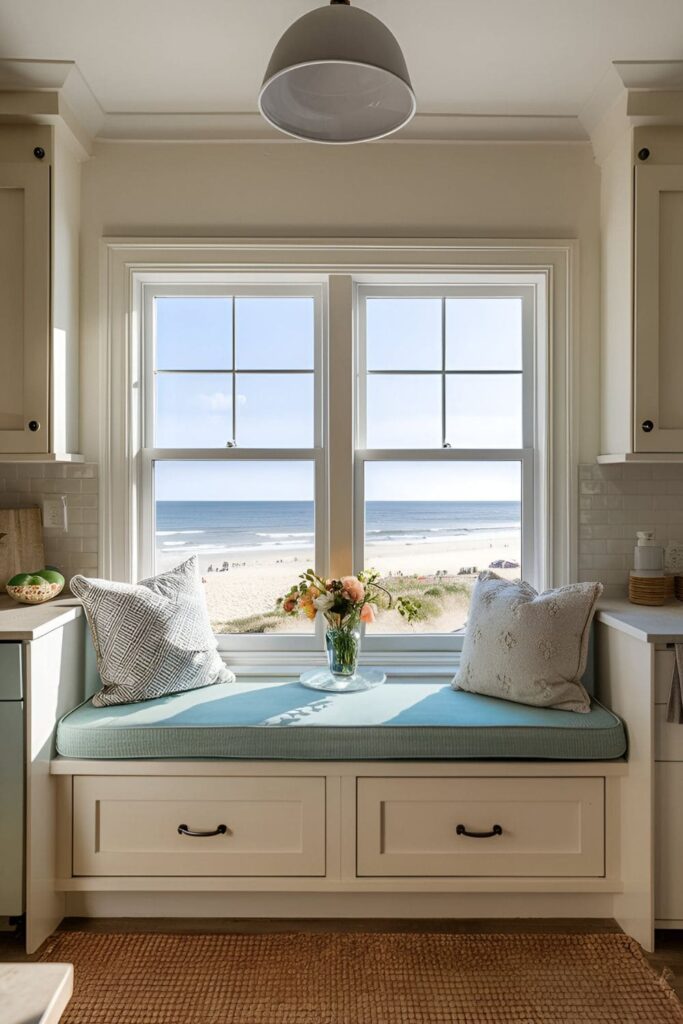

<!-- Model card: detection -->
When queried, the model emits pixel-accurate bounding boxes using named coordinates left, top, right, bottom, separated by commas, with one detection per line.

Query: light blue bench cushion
left=56, top=679, right=626, bottom=761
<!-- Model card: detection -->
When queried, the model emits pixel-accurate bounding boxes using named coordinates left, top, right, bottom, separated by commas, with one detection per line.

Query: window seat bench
left=56, top=679, right=626, bottom=761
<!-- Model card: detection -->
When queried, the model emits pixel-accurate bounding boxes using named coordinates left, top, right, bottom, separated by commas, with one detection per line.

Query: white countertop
left=0, top=595, right=82, bottom=641
left=597, top=598, right=683, bottom=643
left=0, top=963, right=73, bottom=1024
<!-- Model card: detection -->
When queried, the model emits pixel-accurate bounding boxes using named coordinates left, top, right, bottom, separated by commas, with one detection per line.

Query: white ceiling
left=2, top=0, right=683, bottom=138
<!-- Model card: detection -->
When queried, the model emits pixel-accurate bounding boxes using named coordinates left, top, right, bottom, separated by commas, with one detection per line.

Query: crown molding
left=5, top=56, right=683, bottom=150
left=0, top=59, right=103, bottom=154
left=614, top=60, right=683, bottom=91
left=97, top=109, right=587, bottom=143
left=0, top=57, right=589, bottom=146
left=582, top=59, right=683, bottom=162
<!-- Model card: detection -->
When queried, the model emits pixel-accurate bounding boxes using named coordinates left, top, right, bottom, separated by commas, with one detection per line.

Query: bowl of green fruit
left=6, top=567, right=65, bottom=605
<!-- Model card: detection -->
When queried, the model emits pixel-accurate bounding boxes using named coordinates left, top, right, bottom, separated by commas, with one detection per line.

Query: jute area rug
left=40, top=930, right=683, bottom=1023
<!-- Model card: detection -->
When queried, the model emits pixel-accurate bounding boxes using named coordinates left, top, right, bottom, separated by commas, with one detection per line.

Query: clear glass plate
left=299, top=668, right=387, bottom=693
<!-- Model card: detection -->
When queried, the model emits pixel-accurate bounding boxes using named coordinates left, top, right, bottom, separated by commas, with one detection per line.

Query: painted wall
left=80, top=139, right=601, bottom=463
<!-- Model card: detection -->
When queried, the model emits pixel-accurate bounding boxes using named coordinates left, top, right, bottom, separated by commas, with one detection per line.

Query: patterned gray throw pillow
left=71, top=556, right=234, bottom=707
left=452, top=572, right=603, bottom=713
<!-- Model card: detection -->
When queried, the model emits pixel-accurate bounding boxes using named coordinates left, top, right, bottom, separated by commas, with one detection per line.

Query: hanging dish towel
left=667, top=644, right=683, bottom=723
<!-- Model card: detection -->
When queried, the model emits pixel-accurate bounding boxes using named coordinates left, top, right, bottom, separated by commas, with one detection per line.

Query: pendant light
left=258, top=0, right=416, bottom=144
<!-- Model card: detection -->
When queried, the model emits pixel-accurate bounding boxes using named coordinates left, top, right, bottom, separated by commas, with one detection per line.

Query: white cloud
left=199, top=391, right=230, bottom=412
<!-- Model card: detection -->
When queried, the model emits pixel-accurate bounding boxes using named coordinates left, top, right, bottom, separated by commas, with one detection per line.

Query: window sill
left=221, top=652, right=459, bottom=678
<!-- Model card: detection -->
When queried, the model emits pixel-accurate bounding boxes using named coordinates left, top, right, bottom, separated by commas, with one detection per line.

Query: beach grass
left=212, top=573, right=476, bottom=635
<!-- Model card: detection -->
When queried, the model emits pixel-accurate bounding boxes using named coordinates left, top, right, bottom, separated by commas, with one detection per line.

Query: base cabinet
left=356, top=776, right=605, bottom=878
left=654, top=647, right=683, bottom=926
left=655, top=762, right=683, bottom=923
left=73, top=775, right=326, bottom=877
left=59, top=764, right=620, bottom=895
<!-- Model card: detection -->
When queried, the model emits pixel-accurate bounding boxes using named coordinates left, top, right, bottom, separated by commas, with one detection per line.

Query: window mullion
left=231, top=297, right=237, bottom=445
left=328, top=274, right=355, bottom=577
left=441, top=296, right=447, bottom=447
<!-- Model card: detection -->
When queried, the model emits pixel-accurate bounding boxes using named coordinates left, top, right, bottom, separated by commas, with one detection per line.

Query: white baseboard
left=64, top=891, right=616, bottom=920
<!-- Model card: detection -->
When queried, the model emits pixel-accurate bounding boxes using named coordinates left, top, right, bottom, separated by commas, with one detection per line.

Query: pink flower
left=341, top=576, right=365, bottom=603
left=360, top=603, right=375, bottom=623
left=282, top=597, right=298, bottom=614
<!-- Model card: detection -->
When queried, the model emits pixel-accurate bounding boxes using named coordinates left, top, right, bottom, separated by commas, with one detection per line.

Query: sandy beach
left=157, top=531, right=521, bottom=634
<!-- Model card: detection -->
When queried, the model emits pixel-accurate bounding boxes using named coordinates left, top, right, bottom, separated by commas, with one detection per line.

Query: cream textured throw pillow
left=452, top=572, right=603, bottom=713
left=71, top=556, right=234, bottom=707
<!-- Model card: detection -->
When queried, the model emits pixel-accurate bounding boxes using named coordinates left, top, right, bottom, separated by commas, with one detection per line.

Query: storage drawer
left=73, top=776, right=326, bottom=877
left=656, top=704, right=683, bottom=761
left=656, top=762, right=683, bottom=921
left=0, top=643, right=22, bottom=700
left=357, top=777, right=604, bottom=877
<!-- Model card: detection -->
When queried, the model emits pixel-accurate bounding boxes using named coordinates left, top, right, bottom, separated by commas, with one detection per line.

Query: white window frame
left=101, top=239, right=577, bottom=670
left=355, top=281, right=539, bottom=655
left=139, top=277, right=329, bottom=656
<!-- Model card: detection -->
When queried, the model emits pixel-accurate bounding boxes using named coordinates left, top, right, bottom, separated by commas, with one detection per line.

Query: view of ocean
left=155, top=500, right=521, bottom=558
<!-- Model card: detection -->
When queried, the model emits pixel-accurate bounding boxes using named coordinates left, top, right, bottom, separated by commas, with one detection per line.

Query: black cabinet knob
left=642, top=419, right=654, bottom=433
left=27, top=420, right=40, bottom=432
left=33, top=147, right=45, bottom=160
left=637, top=148, right=651, bottom=161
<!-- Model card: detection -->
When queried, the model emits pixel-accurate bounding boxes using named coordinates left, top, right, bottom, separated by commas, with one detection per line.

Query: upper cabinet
left=634, top=162, right=683, bottom=453
left=0, top=155, right=50, bottom=454
left=0, top=125, right=82, bottom=461
left=599, top=125, right=683, bottom=462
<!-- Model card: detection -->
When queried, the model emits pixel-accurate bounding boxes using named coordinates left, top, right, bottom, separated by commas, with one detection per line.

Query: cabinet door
left=634, top=164, right=683, bottom=453
left=655, top=762, right=683, bottom=923
left=0, top=163, right=50, bottom=454
left=0, top=701, right=24, bottom=916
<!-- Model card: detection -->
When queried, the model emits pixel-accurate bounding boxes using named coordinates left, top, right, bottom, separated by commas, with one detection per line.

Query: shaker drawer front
left=0, top=643, right=22, bottom=700
left=357, top=777, right=604, bottom=877
left=73, top=776, right=326, bottom=877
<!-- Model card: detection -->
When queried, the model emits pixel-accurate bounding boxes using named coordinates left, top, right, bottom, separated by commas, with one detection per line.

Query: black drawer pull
left=456, top=823, right=503, bottom=839
left=177, top=823, right=228, bottom=837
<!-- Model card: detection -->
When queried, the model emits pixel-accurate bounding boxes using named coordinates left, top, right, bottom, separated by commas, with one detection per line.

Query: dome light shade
left=258, top=1, right=416, bottom=144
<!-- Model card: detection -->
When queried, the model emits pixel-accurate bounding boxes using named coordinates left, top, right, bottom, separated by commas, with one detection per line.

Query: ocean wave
left=157, top=530, right=206, bottom=536
left=158, top=540, right=315, bottom=555
left=366, top=524, right=519, bottom=537
left=256, top=532, right=315, bottom=539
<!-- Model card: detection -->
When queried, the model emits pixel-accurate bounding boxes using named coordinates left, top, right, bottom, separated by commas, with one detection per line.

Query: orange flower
left=341, top=576, right=365, bottom=603
left=360, top=603, right=376, bottom=623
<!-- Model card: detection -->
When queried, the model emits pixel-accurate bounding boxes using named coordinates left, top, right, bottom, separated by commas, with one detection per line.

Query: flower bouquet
left=279, top=569, right=419, bottom=691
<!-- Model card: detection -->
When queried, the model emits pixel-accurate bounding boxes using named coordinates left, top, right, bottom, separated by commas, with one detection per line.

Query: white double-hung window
left=126, top=254, right=553, bottom=664
left=356, top=284, right=535, bottom=654
left=140, top=283, right=326, bottom=652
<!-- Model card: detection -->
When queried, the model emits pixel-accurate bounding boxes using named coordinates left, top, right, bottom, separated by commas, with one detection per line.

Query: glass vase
left=325, top=625, right=361, bottom=680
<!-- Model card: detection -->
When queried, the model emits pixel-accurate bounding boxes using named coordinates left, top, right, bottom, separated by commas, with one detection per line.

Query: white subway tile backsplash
left=0, top=463, right=98, bottom=587
left=580, top=510, right=609, bottom=525
left=69, top=493, right=97, bottom=507
left=14, top=464, right=45, bottom=479
left=580, top=479, right=604, bottom=494
left=578, top=462, right=683, bottom=593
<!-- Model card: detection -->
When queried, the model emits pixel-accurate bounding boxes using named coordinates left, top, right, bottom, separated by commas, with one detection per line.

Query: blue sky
left=154, top=295, right=522, bottom=502
left=155, top=460, right=521, bottom=502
